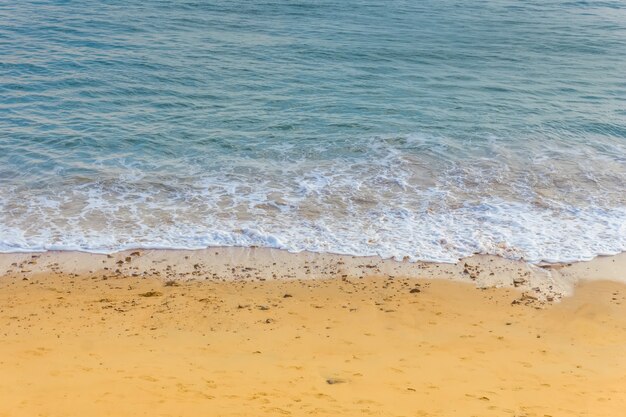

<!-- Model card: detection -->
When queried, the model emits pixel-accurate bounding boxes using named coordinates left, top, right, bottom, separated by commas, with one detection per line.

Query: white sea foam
left=0, top=203, right=624, bottom=263
left=1, top=133, right=625, bottom=264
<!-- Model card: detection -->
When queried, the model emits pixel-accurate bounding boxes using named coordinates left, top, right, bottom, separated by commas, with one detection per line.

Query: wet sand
left=1, top=249, right=625, bottom=416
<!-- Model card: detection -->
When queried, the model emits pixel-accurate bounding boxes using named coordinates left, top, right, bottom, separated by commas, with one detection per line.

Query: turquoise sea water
left=1, top=0, right=625, bottom=262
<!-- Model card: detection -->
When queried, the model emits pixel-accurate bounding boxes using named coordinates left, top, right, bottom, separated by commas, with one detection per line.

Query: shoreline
left=2, top=247, right=626, bottom=302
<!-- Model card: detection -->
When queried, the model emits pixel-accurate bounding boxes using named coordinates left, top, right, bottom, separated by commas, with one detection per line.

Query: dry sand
left=1, top=249, right=625, bottom=416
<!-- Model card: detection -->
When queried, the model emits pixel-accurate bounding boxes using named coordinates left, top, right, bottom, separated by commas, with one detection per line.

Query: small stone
left=326, top=378, right=346, bottom=385
left=138, top=291, right=162, bottom=297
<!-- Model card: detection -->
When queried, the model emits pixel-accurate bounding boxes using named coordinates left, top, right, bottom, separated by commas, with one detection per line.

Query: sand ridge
left=2, top=248, right=626, bottom=302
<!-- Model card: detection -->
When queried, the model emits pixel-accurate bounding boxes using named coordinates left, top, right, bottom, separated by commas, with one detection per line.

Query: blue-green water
left=1, top=0, right=625, bottom=262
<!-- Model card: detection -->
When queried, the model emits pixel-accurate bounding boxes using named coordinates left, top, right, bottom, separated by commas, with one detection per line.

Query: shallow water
left=1, top=0, right=625, bottom=262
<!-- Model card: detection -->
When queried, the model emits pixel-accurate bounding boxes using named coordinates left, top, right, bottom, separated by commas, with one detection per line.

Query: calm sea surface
left=1, top=0, right=625, bottom=262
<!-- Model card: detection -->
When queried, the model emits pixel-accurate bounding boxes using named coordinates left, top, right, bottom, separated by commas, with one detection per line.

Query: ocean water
left=1, top=0, right=625, bottom=263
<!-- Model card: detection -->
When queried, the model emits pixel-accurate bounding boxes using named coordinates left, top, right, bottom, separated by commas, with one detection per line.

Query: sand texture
left=1, top=249, right=625, bottom=416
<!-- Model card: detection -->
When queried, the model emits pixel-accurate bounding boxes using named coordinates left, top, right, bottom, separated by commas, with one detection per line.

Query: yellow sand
left=1, top=269, right=625, bottom=416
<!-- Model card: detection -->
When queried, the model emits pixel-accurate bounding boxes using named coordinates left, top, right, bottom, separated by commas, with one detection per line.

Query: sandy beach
left=1, top=249, right=625, bottom=417
left=4, top=0, right=626, bottom=415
